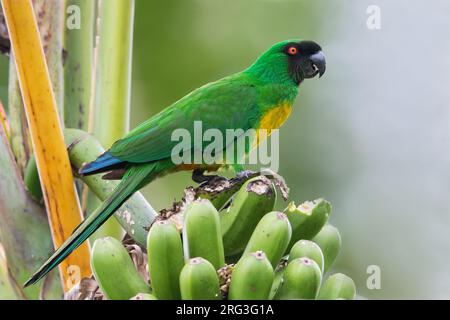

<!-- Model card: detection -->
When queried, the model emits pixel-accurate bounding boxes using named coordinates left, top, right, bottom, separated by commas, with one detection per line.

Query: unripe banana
left=276, top=257, right=322, bottom=300
left=228, top=251, right=274, bottom=300
left=317, top=273, right=356, bottom=300
left=285, top=198, right=331, bottom=251
left=24, top=154, right=43, bottom=202
left=147, top=220, right=185, bottom=300
left=91, top=237, right=151, bottom=300
left=183, top=199, right=225, bottom=270
left=131, top=293, right=158, bottom=300
left=179, top=258, right=221, bottom=300
left=288, top=240, right=324, bottom=274
left=221, top=176, right=276, bottom=256
left=312, top=224, right=342, bottom=273
left=243, top=211, right=292, bottom=268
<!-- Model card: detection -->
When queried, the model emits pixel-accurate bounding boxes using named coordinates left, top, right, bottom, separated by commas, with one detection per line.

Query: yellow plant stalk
left=1, top=0, right=91, bottom=291
left=0, top=101, right=9, bottom=141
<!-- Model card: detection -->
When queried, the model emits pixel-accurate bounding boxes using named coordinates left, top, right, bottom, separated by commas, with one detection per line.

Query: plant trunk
left=0, top=125, right=62, bottom=299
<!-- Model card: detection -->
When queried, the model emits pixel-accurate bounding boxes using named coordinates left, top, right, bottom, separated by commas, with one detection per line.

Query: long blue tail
left=24, top=163, right=155, bottom=288
left=79, top=151, right=123, bottom=176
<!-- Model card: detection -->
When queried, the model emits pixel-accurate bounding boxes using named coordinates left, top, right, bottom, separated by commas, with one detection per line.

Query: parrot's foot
left=192, top=169, right=221, bottom=184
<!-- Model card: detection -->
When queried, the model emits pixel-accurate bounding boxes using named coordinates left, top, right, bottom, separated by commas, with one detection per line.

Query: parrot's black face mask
left=284, top=41, right=326, bottom=85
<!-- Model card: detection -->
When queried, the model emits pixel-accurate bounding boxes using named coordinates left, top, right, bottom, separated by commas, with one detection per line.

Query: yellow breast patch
left=254, top=102, right=292, bottom=147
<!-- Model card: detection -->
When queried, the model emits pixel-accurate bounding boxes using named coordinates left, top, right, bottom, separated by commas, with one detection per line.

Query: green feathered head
left=247, top=40, right=326, bottom=86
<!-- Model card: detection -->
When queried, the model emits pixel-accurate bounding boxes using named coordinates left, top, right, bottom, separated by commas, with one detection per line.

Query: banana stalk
left=64, top=129, right=157, bottom=247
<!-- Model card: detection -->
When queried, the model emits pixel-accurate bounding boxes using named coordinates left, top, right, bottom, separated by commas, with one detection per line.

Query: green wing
left=109, top=74, right=260, bottom=163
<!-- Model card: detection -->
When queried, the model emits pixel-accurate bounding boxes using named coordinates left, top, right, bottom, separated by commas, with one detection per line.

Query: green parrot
left=24, top=39, right=325, bottom=287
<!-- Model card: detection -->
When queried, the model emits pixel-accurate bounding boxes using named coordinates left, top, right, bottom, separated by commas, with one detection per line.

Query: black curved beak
left=310, top=51, right=326, bottom=78
left=301, top=50, right=326, bottom=79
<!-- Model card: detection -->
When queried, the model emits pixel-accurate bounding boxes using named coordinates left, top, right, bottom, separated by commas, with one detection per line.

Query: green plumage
left=110, top=81, right=296, bottom=164
left=25, top=39, right=325, bottom=287
left=110, top=73, right=261, bottom=163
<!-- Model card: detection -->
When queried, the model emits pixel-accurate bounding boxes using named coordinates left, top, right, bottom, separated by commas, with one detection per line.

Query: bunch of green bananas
left=90, top=176, right=356, bottom=300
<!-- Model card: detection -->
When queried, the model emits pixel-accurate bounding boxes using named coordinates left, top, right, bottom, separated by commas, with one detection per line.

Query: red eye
left=288, top=46, right=297, bottom=55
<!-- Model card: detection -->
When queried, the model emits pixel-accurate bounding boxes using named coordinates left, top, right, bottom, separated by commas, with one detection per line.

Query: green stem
left=63, top=0, right=95, bottom=130
left=93, top=0, right=134, bottom=146
left=64, top=129, right=157, bottom=247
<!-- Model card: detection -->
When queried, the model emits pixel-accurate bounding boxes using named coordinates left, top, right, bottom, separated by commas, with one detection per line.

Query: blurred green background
left=1, top=0, right=449, bottom=299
